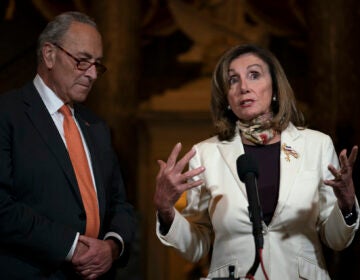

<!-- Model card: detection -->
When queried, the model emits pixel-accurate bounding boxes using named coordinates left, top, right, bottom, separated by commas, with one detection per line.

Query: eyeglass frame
left=52, top=42, right=107, bottom=76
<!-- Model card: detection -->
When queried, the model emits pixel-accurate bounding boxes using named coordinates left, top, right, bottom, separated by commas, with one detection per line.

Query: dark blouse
left=244, top=142, right=281, bottom=225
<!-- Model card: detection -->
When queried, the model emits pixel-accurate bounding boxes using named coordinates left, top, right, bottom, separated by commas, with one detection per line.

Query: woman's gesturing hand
left=324, top=145, right=358, bottom=212
left=154, top=143, right=205, bottom=227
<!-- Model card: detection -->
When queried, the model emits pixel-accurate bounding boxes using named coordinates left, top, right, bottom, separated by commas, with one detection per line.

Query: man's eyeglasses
left=53, top=43, right=107, bottom=76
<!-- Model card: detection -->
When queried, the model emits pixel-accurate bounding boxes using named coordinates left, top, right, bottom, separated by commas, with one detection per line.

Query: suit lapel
left=274, top=123, right=304, bottom=218
left=75, top=107, right=106, bottom=223
left=217, top=133, right=247, bottom=197
left=22, top=84, right=83, bottom=205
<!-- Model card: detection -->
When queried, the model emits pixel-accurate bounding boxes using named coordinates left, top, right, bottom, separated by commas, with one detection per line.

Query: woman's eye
left=249, top=71, right=260, bottom=80
left=229, top=76, right=239, bottom=85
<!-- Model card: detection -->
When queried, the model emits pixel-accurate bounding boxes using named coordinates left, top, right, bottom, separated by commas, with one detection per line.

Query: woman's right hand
left=154, top=142, right=205, bottom=227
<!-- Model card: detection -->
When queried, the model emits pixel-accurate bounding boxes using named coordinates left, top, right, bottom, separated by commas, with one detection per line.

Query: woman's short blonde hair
left=211, top=44, right=305, bottom=141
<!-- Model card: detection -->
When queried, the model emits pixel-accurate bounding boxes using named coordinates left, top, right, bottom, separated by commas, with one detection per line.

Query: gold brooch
left=282, top=143, right=299, bottom=162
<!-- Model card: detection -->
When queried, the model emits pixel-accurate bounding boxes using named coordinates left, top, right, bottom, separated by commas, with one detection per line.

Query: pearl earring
left=272, top=96, right=277, bottom=102
left=227, top=105, right=231, bottom=110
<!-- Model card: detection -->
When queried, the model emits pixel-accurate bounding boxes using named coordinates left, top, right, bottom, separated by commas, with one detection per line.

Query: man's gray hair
left=37, top=11, right=98, bottom=64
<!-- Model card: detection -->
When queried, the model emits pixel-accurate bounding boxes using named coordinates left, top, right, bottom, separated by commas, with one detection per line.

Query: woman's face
left=227, top=53, right=273, bottom=122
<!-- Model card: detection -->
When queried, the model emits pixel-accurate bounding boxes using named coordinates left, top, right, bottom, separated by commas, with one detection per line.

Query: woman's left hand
left=324, top=145, right=358, bottom=212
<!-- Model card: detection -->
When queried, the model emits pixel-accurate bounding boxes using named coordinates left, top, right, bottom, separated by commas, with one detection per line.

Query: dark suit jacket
left=0, top=82, right=136, bottom=279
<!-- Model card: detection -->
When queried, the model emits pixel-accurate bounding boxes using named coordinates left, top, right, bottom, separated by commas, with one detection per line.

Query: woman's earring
left=227, top=105, right=231, bottom=110
left=272, top=95, right=277, bottom=102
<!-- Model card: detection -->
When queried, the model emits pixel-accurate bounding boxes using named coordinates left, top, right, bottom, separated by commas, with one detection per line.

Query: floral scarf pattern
left=237, top=113, right=276, bottom=145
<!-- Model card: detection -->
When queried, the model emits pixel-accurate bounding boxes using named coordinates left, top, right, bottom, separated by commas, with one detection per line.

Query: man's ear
left=42, top=42, right=56, bottom=69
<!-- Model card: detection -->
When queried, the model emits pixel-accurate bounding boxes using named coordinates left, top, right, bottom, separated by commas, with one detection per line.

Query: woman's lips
left=240, top=99, right=254, bottom=107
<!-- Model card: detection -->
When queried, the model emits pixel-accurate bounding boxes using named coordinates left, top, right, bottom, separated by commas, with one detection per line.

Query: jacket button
left=79, top=212, right=86, bottom=220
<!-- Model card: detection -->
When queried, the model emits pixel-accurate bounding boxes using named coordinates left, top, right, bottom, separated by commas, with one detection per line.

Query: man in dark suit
left=0, top=11, right=136, bottom=279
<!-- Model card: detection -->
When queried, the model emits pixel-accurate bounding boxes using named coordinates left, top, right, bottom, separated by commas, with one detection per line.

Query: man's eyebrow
left=77, top=51, right=103, bottom=61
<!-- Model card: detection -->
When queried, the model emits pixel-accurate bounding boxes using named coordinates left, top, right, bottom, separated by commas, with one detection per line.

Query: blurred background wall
left=1, top=0, right=360, bottom=279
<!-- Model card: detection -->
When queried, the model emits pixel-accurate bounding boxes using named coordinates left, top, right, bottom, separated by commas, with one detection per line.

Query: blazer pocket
left=298, top=257, right=330, bottom=280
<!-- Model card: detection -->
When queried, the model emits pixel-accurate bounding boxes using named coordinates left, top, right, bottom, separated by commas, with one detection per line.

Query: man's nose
left=85, top=64, right=98, bottom=80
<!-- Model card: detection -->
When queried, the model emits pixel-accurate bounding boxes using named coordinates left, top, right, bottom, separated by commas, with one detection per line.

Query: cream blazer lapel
left=218, top=123, right=304, bottom=218
left=274, top=123, right=304, bottom=219
left=216, top=123, right=305, bottom=219
left=216, top=132, right=247, bottom=198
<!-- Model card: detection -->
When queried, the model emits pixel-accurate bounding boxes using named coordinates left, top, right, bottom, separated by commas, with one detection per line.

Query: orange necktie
left=59, top=105, right=100, bottom=238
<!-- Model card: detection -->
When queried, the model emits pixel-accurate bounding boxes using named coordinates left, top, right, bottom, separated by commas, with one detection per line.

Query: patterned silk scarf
left=237, top=113, right=276, bottom=145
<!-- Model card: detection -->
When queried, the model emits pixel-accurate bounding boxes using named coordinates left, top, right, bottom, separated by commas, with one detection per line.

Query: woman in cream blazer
left=154, top=44, right=358, bottom=279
